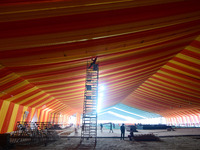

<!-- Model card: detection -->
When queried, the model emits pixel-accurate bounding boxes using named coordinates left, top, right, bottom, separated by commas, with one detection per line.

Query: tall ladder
left=81, top=58, right=99, bottom=145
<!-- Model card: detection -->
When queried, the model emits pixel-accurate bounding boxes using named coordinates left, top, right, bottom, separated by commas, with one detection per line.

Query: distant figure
left=113, top=123, right=115, bottom=129
left=100, top=123, right=103, bottom=132
left=120, top=123, right=125, bottom=140
left=128, top=126, right=134, bottom=141
left=82, top=124, right=84, bottom=131
left=75, top=128, right=78, bottom=135
left=109, top=123, right=113, bottom=133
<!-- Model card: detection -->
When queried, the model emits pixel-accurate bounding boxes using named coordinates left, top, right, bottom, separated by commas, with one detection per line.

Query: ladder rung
left=83, top=116, right=96, bottom=118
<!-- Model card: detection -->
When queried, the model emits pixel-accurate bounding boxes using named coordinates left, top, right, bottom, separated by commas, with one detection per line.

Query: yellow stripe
left=169, top=59, right=200, bottom=73
left=20, top=106, right=28, bottom=121
left=40, top=111, right=44, bottom=122
left=7, top=103, right=19, bottom=132
left=44, top=111, right=49, bottom=122
left=37, top=78, right=84, bottom=89
left=135, top=90, right=190, bottom=107
left=186, top=45, right=200, bottom=54
left=0, top=101, right=10, bottom=131
left=0, top=0, right=182, bottom=22
left=46, top=101, right=60, bottom=108
left=1, top=24, right=197, bottom=67
left=0, top=0, right=134, bottom=15
left=177, top=53, right=200, bottom=65
left=0, top=65, right=4, bottom=69
left=1, top=11, right=200, bottom=51
left=37, top=109, right=41, bottom=121
left=31, top=108, right=36, bottom=121
left=32, top=97, right=54, bottom=108
left=156, top=71, right=200, bottom=89
left=17, top=90, right=46, bottom=104
left=163, top=65, right=200, bottom=79
left=1, top=81, right=29, bottom=98
left=148, top=78, right=199, bottom=97
left=6, top=87, right=39, bottom=102
left=0, top=73, right=19, bottom=86
left=138, top=86, right=200, bottom=105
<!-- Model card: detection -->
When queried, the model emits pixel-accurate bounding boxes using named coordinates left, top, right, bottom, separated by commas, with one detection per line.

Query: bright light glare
left=97, top=84, right=105, bottom=113
left=99, top=93, right=104, bottom=97
left=113, top=107, right=146, bottom=119
left=108, top=111, right=137, bottom=122
left=99, top=85, right=105, bottom=91
left=97, top=97, right=102, bottom=113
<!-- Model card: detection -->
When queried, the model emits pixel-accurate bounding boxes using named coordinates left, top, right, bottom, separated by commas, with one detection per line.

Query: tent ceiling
left=99, top=104, right=161, bottom=120
left=0, top=0, right=200, bottom=117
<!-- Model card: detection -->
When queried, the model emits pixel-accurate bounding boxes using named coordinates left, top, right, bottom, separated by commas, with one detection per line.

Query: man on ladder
left=88, top=57, right=98, bottom=70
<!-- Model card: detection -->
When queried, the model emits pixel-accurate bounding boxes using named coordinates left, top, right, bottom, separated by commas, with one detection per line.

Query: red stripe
left=102, top=62, right=166, bottom=82
left=149, top=77, right=200, bottom=97
left=26, top=107, right=32, bottom=122
left=159, top=68, right=200, bottom=84
left=29, top=96, right=53, bottom=107
left=142, top=84, right=200, bottom=104
left=34, top=75, right=85, bottom=85
left=46, top=112, right=50, bottom=122
left=134, top=92, right=177, bottom=108
left=145, top=82, right=200, bottom=101
left=5, top=34, right=191, bottom=72
left=23, top=66, right=85, bottom=79
left=181, top=49, right=200, bottom=60
left=21, top=92, right=47, bottom=105
left=41, top=84, right=84, bottom=91
left=47, top=88, right=83, bottom=94
left=0, top=0, right=58, bottom=5
left=45, top=101, right=57, bottom=108
left=2, top=84, right=34, bottom=100
left=173, top=57, right=200, bottom=69
left=166, top=62, right=200, bottom=77
left=12, top=88, right=43, bottom=103
left=0, top=100, right=3, bottom=110
left=42, top=111, right=46, bottom=122
left=136, top=88, right=188, bottom=106
left=0, top=78, right=24, bottom=93
left=190, top=40, right=200, bottom=49
left=0, top=102, right=14, bottom=133
left=13, top=104, right=24, bottom=131
left=1, top=20, right=199, bottom=59
left=154, top=73, right=200, bottom=92
left=101, top=49, right=180, bottom=74
left=0, top=68, right=12, bottom=78
left=36, top=81, right=84, bottom=89
left=1, top=0, right=200, bottom=38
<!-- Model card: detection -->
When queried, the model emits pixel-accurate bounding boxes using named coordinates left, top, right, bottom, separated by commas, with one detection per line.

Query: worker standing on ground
left=100, top=123, right=103, bottom=132
left=120, top=123, right=125, bottom=140
left=109, top=122, right=113, bottom=133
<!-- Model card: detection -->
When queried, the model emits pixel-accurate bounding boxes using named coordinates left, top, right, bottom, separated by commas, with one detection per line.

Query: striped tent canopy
left=0, top=0, right=200, bottom=133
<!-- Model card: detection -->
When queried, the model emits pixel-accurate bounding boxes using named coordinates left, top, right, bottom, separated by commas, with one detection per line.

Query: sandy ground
left=68, top=127, right=200, bottom=137
left=13, top=128, right=200, bottom=150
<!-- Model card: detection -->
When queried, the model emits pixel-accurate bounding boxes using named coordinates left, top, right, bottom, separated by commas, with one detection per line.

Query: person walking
left=120, top=123, right=125, bottom=140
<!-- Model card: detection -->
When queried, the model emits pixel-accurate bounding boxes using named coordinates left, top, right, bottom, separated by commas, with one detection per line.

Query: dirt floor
left=13, top=128, right=200, bottom=150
